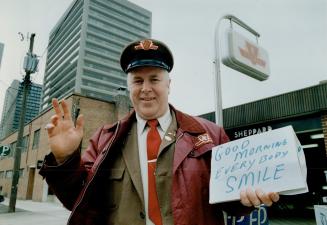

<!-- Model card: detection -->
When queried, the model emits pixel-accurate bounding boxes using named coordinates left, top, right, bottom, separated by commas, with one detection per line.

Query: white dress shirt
left=136, top=109, right=172, bottom=225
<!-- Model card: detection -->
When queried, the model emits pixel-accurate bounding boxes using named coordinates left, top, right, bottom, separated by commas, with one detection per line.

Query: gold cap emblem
left=134, top=39, right=159, bottom=51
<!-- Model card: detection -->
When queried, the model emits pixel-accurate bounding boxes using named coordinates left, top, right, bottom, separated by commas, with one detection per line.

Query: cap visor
left=126, top=59, right=170, bottom=72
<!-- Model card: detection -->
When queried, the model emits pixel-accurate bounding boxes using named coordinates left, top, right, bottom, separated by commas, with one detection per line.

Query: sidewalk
left=0, top=197, right=70, bottom=225
left=0, top=197, right=317, bottom=225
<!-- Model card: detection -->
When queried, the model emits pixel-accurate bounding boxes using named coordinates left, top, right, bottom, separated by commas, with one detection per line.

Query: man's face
left=128, top=67, right=171, bottom=120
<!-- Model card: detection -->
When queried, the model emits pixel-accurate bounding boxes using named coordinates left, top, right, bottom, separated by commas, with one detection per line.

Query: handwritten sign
left=209, top=126, right=308, bottom=203
left=315, top=205, right=327, bottom=225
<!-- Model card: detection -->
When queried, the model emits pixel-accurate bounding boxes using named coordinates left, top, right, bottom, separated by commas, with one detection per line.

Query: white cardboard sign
left=209, top=126, right=308, bottom=204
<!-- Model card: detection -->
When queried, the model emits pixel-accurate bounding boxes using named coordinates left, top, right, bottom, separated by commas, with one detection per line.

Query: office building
left=0, top=80, right=42, bottom=140
left=41, top=0, right=152, bottom=110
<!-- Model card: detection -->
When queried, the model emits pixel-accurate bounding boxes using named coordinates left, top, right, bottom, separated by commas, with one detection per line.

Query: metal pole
left=213, top=15, right=260, bottom=126
left=8, top=33, right=35, bottom=213
left=213, top=16, right=226, bottom=126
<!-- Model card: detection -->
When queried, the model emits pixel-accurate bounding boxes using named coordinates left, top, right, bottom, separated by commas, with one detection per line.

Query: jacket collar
left=171, top=105, right=206, bottom=134
left=103, top=104, right=206, bottom=135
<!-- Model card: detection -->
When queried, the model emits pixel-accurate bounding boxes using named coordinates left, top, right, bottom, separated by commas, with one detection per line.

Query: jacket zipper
left=68, top=121, right=121, bottom=224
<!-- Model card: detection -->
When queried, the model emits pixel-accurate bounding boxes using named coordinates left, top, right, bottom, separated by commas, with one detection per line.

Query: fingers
left=246, top=187, right=261, bottom=206
left=240, top=187, right=280, bottom=208
left=61, top=99, right=72, bottom=121
left=240, top=189, right=252, bottom=207
left=255, top=188, right=272, bottom=206
left=255, top=189, right=279, bottom=207
left=50, top=115, right=59, bottom=126
left=45, top=123, right=55, bottom=137
left=51, top=98, right=71, bottom=120
left=45, top=115, right=59, bottom=137
left=268, top=192, right=280, bottom=203
left=52, top=98, right=61, bottom=117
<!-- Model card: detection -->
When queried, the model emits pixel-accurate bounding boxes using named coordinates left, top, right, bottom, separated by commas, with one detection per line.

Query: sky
left=0, top=0, right=326, bottom=117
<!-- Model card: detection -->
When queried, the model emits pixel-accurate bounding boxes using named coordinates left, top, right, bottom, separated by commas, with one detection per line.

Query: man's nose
left=142, top=81, right=151, bottom=92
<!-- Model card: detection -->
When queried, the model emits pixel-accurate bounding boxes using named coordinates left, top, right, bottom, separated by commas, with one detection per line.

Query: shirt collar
left=136, top=109, right=172, bottom=135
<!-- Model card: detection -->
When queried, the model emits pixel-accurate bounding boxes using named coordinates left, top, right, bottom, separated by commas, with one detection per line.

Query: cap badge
left=134, top=40, right=159, bottom=51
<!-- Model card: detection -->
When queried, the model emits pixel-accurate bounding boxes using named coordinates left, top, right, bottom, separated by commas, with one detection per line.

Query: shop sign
left=234, top=126, right=272, bottom=139
left=222, top=29, right=270, bottom=81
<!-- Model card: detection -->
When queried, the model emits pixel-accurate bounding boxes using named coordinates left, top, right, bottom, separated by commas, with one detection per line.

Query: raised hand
left=45, top=98, right=84, bottom=163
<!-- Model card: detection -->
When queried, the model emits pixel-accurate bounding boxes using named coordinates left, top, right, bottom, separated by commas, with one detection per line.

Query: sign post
left=213, top=14, right=270, bottom=126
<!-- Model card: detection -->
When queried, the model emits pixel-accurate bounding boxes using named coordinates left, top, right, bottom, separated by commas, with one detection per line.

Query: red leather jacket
left=40, top=106, right=252, bottom=225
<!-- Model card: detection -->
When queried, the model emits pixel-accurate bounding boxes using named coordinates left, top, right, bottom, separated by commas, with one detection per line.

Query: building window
left=9, top=141, right=16, bottom=157
left=0, top=171, right=4, bottom=179
left=5, top=170, right=13, bottom=179
left=19, top=169, right=24, bottom=178
left=32, top=129, right=40, bottom=149
left=22, top=135, right=29, bottom=152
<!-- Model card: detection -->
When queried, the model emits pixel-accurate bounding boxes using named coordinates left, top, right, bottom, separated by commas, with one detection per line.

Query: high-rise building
left=41, top=0, right=152, bottom=110
left=0, top=80, right=42, bottom=140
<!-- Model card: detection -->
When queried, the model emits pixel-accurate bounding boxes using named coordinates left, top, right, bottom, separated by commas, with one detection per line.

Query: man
left=40, top=39, right=279, bottom=225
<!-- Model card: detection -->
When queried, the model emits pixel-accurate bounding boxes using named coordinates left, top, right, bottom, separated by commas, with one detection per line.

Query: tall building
left=41, top=0, right=152, bottom=110
left=0, top=80, right=42, bottom=140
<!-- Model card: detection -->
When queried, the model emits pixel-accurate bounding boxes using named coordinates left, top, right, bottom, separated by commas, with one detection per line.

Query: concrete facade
left=0, top=93, right=130, bottom=202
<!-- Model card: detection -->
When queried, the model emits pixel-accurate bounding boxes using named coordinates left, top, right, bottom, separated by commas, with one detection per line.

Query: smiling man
left=128, top=67, right=170, bottom=120
left=39, top=39, right=279, bottom=225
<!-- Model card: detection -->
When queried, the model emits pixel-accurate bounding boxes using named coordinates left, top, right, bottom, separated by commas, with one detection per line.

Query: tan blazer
left=102, top=113, right=177, bottom=225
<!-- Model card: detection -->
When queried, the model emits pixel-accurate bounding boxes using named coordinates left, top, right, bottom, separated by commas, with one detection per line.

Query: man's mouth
left=140, top=97, right=155, bottom=101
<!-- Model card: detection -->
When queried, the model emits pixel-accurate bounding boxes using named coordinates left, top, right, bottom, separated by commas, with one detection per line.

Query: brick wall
left=0, top=94, right=121, bottom=201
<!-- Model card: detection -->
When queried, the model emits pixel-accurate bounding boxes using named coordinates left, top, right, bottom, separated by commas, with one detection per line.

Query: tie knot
left=147, top=119, right=159, bottom=128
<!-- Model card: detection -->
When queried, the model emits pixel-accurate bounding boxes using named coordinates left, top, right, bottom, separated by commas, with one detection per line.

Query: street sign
left=222, top=29, right=270, bottom=81
left=0, top=145, right=11, bottom=156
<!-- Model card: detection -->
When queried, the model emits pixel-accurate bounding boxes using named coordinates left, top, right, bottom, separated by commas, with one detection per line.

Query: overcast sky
left=0, top=0, right=326, bottom=118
